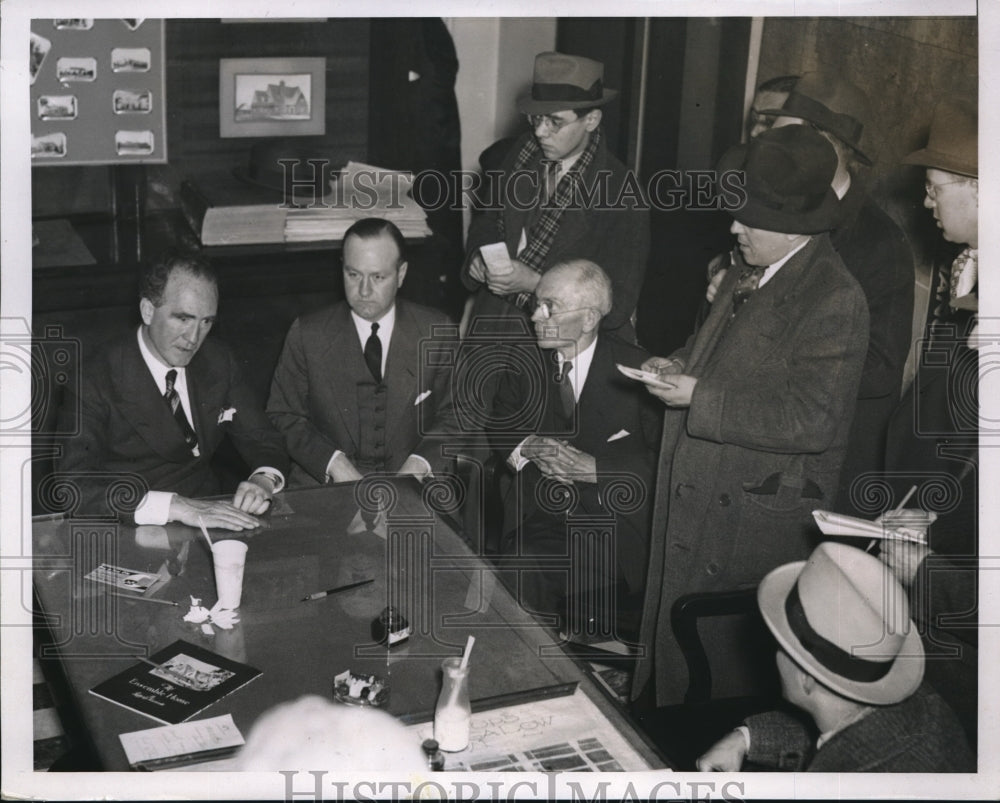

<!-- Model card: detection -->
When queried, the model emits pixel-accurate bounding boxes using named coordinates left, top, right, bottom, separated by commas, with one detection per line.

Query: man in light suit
left=56, top=252, right=289, bottom=530
left=267, top=218, right=458, bottom=484
left=490, top=260, right=661, bottom=637
left=630, top=125, right=869, bottom=707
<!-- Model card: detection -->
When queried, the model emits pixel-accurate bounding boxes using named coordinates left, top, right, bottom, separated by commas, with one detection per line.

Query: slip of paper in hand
left=183, top=596, right=240, bottom=634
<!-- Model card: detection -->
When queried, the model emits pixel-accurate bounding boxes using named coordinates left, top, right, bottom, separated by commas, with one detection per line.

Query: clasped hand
left=522, top=436, right=597, bottom=484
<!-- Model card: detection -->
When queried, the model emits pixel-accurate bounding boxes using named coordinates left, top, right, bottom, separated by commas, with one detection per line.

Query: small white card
left=119, top=713, right=245, bottom=770
left=615, top=363, right=676, bottom=390
left=480, top=242, right=513, bottom=276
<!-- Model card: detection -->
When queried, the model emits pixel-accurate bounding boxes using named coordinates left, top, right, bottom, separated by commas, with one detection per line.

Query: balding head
left=531, top=260, right=613, bottom=358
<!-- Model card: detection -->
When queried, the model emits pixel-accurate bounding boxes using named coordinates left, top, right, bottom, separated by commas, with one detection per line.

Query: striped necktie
left=164, top=369, right=199, bottom=456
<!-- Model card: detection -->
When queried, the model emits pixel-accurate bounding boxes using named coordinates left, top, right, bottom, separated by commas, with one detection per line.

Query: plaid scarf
left=497, top=128, right=603, bottom=309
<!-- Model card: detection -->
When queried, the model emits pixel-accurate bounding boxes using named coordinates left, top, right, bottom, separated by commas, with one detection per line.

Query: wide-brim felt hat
left=233, top=138, right=335, bottom=198
left=902, top=97, right=977, bottom=178
left=717, top=124, right=841, bottom=234
left=516, top=51, right=618, bottom=115
left=758, top=542, right=924, bottom=706
left=760, top=71, right=873, bottom=165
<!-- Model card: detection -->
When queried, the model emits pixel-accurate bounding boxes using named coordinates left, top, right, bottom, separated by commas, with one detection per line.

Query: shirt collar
left=351, top=304, right=396, bottom=345
left=758, top=237, right=811, bottom=288
left=136, top=326, right=181, bottom=390
left=556, top=335, right=598, bottom=400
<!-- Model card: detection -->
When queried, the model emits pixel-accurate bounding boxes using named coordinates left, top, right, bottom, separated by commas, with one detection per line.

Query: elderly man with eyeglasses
left=487, top=259, right=662, bottom=642
left=461, top=52, right=649, bottom=357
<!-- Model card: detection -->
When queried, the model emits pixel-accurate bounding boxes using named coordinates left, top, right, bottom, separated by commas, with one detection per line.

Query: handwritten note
left=119, top=713, right=245, bottom=769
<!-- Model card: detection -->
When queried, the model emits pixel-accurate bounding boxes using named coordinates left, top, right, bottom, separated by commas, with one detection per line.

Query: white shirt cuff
left=406, top=454, right=432, bottom=476
left=326, top=450, right=344, bottom=482
left=134, top=491, right=174, bottom=526
left=250, top=467, right=285, bottom=493
left=507, top=438, right=531, bottom=472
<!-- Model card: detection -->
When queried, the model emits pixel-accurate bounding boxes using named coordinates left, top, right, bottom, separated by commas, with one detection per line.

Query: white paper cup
left=212, top=540, right=248, bottom=609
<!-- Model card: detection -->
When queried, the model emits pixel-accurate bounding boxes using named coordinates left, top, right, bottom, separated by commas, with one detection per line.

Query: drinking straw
left=197, top=516, right=214, bottom=552
left=460, top=635, right=475, bottom=670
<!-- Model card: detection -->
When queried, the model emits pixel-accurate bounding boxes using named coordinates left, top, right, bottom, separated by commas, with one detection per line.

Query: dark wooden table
left=33, top=479, right=665, bottom=771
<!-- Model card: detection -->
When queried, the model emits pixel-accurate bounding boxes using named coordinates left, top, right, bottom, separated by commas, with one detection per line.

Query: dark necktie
left=364, top=322, right=382, bottom=383
left=731, top=265, right=767, bottom=316
left=557, top=360, right=575, bottom=420
left=164, top=369, right=199, bottom=455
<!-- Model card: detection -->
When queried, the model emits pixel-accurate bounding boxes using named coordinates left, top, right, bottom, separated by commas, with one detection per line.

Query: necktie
left=731, top=265, right=767, bottom=316
left=949, top=247, right=977, bottom=305
left=164, top=369, right=199, bottom=455
left=557, top=360, right=575, bottom=421
left=364, top=322, right=382, bottom=383
left=542, top=159, right=560, bottom=203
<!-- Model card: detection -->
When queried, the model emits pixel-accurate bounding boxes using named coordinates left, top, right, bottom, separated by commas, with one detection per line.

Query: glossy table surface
left=32, top=478, right=664, bottom=770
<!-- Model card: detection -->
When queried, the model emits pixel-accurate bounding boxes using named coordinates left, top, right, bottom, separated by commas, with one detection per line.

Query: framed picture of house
left=219, top=57, right=326, bottom=138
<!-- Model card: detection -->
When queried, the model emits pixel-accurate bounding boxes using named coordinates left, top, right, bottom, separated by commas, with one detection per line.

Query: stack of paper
left=284, top=161, right=431, bottom=243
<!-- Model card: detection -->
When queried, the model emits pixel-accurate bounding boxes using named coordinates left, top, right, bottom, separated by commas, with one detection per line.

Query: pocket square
left=218, top=406, right=237, bottom=424
left=607, top=429, right=630, bottom=442
left=414, top=390, right=432, bottom=406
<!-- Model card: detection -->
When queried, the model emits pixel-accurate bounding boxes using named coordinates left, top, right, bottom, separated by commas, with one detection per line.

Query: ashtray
left=332, top=669, right=390, bottom=708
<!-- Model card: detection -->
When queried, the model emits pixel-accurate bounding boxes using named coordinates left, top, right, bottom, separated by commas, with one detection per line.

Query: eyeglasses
left=533, top=299, right=595, bottom=320
left=526, top=113, right=578, bottom=133
left=924, top=178, right=969, bottom=201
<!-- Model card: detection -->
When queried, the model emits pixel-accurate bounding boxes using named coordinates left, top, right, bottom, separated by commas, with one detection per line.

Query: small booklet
left=119, top=713, right=246, bottom=771
left=90, top=640, right=261, bottom=725
left=85, top=562, right=167, bottom=594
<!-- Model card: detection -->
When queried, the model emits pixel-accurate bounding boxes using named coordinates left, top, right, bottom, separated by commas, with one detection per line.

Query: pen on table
left=301, top=578, right=374, bottom=602
left=108, top=591, right=180, bottom=607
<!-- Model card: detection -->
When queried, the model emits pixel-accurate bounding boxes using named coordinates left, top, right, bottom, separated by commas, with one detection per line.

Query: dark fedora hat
left=902, top=97, right=977, bottom=178
left=761, top=71, right=873, bottom=165
left=718, top=124, right=841, bottom=234
left=233, top=138, right=335, bottom=199
left=516, top=52, right=618, bottom=115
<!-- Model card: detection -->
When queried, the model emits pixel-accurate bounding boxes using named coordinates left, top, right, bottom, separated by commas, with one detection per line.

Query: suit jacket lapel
left=384, top=302, right=419, bottom=443
left=326, top=304, right=363, bottom=453
left=186, top=346, right=226, bottom=455
left=576, top=337, right=612, bottom=444
left=115, top=336, right=194, bottom=461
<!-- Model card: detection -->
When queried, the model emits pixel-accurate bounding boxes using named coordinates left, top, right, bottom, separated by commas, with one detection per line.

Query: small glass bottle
left=370, top=606, right=411, bottom=647
left=421, top=738, right=445, bottom=771
left=434, top=657, right=471, bottom=752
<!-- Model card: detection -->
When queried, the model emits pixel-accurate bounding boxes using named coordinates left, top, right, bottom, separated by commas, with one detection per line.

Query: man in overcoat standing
left=630, top=125, right=869, bottom=707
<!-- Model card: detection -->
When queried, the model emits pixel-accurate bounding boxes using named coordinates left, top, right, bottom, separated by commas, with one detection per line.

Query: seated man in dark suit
left=267, top=218, right=458, bottom=485
left=696, top=542, right=973, bottom=773
left=56, top=252, right=289, bottom=530
left=489, top=259, right=661, bottom=636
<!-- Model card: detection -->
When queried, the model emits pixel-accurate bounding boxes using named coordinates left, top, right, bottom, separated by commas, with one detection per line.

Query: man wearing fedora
left=881, top=96, right=979, bottom=746
left=630, top=125, right=869, bottom=708
left=696, top=542, right=973, bottom=772
left=461, top=52, right=649, bottom=348
left=708, top=73, right=915, bottom=516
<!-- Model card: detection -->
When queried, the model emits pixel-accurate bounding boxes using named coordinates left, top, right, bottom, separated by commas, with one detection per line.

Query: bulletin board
left=30, top=18, right=168, bottom=166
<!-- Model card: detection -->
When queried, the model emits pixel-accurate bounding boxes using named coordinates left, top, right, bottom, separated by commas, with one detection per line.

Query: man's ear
left=396, top=261, right=408, bottom=288
left=139, top=297, right=155, bottom=326
left=583, top=109, right=602, bottom=132
left=800, top=671, right=816, bottom=696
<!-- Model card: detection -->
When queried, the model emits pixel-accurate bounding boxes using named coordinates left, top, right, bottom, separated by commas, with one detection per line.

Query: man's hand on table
left=232, top=475, right=275, bottom=515
left=696, top=728, right=748, bottom=772
left=168, top=495, right=263, bottom=531
left=485, top=258, right=541, bottom=296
